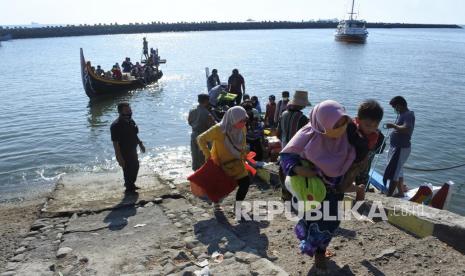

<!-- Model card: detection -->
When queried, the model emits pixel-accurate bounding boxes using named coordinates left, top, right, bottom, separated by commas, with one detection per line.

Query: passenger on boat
left=144, top=66, right=156, bottom=83
left=274, top=91, right=290, bottom=124
left=279, top=100, right=356, bottom=272
left=121, top=57, right=133, bottom=73
left=130, top=62, right=143, bottom=78
left=95, top=65, right=105, bottom=77
left=250, top=96, right=262, bottom=114
left=91, top=66, right=96, bottom=73
left=228, top=69, right=245, bottom=106
left=197, top=106, right=251, bottom=218
left=346, top=100, right=385, bottom=201
left=111, top=65, right=122, bottom=80
left=264, top=95, right=277, bottom=128
left=188, top=94, right=215, bottom=171
left=115, top=63, right=121, bottom=70
left=143, top=37, right=149, bottom=59
left=150, top=48, right=159, bottom=64
left=208, top=83, right=228, bottom=107
left=384, top=96, right=415, bottom=197
left=276, top=90, right=309, bottom=201
left=207, top=69, right=221, bottom=92
left=242, top=94, right=250, bottom=102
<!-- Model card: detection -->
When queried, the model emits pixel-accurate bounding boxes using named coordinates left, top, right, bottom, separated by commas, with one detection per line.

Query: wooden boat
left=80, top=48, right=164, bottom=98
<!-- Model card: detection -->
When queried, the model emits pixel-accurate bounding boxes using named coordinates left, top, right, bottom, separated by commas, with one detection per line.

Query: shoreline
left=1, top=166, right=465, bottom=275
left=0, top=21, right=462, bottom=40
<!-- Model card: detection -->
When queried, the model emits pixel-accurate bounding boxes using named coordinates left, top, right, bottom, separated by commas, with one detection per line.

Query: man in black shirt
left=228, top=69, right=245, bottom=106
left=111, top=103, right=146, bottom=193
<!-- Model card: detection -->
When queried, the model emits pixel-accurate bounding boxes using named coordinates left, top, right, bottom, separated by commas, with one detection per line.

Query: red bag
left=187, top=159, right=237, bottom=203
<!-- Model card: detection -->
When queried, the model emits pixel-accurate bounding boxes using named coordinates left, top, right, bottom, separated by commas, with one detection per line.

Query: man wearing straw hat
left=277, top=90, right=310, bottom=200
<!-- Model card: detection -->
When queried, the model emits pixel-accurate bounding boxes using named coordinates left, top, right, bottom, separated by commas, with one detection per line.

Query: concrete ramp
left=42, top=169, right=173, bottom=216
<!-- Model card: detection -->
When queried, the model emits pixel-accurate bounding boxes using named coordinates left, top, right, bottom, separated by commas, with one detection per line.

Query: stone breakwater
left=1, top=165, right=465, bottom=275
left=0, top=21, right=461, bottom=40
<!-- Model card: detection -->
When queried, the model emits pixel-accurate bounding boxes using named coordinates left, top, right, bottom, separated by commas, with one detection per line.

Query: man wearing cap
left=276, top=91, right=310, bottom=201
left=188, top=94, right=215, bottom=170
left=274, top=91, right=290, bottom=124
left=228, top=69, right=245, bottom=105
left=207, top=69, right=221, bottom=92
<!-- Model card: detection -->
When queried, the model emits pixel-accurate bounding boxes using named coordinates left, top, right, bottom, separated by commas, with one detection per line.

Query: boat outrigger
left=80, top=48, right=165, bottom=98
left=335, top=0, right=368, bottom=43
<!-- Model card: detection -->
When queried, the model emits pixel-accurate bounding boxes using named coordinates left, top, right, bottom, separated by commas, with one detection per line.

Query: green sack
left=217, top=93, right=237, bottom=102
left=287, top=161, right=326, bottom=212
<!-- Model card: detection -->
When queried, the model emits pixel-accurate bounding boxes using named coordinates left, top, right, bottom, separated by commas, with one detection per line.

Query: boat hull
left=80, top=48, right=162, bottom=98
left=335, top=34, right=367, bottom=43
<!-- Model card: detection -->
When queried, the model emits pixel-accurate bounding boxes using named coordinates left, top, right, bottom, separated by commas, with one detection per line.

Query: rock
left=79, top=257, right=89, bottom=264
left=154, top=197, right=163, bottom=204
left=197, top=253, right=209, bottom=260
left=184, top=236, right=199, bottom=249
left=174, top=222, right=183, bottom=228
left=167, top=213, right=176, bottom=219
left=175, top=261, right=193, bottom=270
left=171, top=242, right=184, bottom=249
left=5, top=262, right=17, bottom=271
left=11, top=254, right=25, bottom=262
left=376, top=248, right=396, bottom=259
left=145, top=202, right=155, bottom=208
left=1, top=271, right=17, bottom=276
left=174, top=251, right=190, bottom=262
left=250, top=259, right=288, bottom=276
left=70, top=213, right=78, bottom=220
left=30, top=221, right=47, bottom=231
left=224, top=252, right=234, bottom=259
left=26, top=230, right=39, bottom=237
left=56, top=233, right=63, bottom=240
left=134, top=264, right=146, bottom=272
left=191, top=247, right=205, bottom=258
left=56, top=247, right=73, bottom=258
left=163, top=263, right=176, bottom=275
left=235, top=251, right=260, bottom=264
left=40, top=225, right=54, bottom=232
left=14, top=247, right=27, bottom=255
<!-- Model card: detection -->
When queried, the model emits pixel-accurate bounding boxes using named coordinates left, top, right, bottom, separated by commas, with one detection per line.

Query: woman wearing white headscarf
left=197, top=106, right=251, bottom=207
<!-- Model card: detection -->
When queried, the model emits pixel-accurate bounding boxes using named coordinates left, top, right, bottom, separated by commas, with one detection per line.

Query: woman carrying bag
left=196, top=106, right=251, bottom=215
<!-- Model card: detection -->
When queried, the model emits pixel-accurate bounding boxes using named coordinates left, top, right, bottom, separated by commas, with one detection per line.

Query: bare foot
left=402, top=184, right=409, bottom=193
left=356, top=185, right=366, bottom=201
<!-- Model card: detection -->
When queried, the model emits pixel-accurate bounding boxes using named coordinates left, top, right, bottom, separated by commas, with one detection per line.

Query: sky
left=0, top=0, right=464, bottom=26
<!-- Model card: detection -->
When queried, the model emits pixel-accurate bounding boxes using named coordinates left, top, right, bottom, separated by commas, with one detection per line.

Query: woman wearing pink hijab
left=280, top=100, right=355, bottom=272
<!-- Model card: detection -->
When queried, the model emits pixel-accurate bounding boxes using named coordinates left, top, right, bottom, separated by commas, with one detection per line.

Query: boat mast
left=349, top=0, right=355, bottom=21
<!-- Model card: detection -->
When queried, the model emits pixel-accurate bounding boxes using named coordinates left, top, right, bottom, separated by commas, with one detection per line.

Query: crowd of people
left=110, top=68, right=415, bottom=273
left=90, top=38, right=161, bottom=82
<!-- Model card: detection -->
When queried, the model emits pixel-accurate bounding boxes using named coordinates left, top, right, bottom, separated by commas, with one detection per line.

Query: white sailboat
left=335, top=0, right=368, bottom=43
